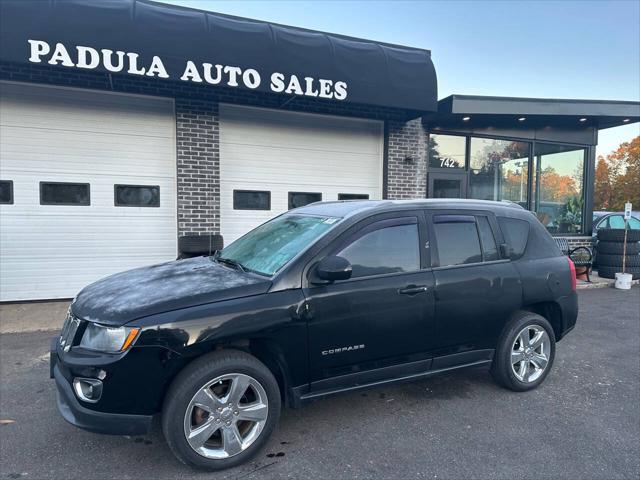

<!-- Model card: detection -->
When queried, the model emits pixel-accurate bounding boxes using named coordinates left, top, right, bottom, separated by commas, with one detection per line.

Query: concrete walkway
left=0, top=300, right=70, bottom=334
left=577, top=270, right=640, bottom=289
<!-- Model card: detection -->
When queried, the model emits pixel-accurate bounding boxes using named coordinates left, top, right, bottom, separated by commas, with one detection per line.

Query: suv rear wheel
left=162, top=350, right=281, bottom=470
left=491, top=311, right=556, bottom=392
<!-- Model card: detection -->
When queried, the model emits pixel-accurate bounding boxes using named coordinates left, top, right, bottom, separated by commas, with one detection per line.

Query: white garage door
left=220, top=104, right=383, bottom=244
left=0, top=82, right=177, bottom=301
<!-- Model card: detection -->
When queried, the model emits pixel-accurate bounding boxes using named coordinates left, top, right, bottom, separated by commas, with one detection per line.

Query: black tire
left=597, top=228, right=640, bottom=242
left=597, top=253, right=640, bottom=268
left=162, top=350, right=281, bottom=471
left=597, top=241, right=640, bottom=255
left=491, top=311, right=556, bottom=392
left=597, top=265, right=640, bottom=279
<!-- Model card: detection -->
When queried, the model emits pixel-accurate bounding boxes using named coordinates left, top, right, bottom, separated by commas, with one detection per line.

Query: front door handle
left=398, top=285, right=429, bottom=295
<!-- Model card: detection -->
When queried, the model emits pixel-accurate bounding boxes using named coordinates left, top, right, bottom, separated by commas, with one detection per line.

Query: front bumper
left=51, top=339, right=153, bottom=436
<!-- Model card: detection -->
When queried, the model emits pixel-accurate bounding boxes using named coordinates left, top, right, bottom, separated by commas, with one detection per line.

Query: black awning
left=0, top=0, right=438, bottom=112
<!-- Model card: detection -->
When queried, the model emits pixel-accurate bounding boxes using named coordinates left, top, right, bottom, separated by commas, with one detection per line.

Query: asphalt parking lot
left=1, top=287, right=639, bottom=480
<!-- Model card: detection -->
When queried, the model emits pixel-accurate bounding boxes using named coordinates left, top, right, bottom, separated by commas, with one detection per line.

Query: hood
left=71, top=256, right=271, bottom=326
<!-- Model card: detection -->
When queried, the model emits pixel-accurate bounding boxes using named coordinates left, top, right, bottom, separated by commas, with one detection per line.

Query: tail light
left=568, top=257, right=577, bottom=291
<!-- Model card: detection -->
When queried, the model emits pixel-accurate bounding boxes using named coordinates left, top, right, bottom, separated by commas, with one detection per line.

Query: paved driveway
left=1, top=287, right=639, bottom=480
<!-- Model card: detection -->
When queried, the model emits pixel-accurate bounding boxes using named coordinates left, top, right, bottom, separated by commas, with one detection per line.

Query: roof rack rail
left=499, top=200, right=526, bottom=209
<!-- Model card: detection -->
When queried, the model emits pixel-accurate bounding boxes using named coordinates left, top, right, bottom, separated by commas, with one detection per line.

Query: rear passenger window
left=337, top=223, right=419, bottom=278
left=498, top=217, right=530, bottom=259
left=609, top=215, right=625, bottom=228
left=433, top=216, right=482, bottom=267
left=477, top=216, right=499, bottom=261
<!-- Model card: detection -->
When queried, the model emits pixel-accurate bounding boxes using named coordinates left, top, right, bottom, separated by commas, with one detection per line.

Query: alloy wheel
left=183, top=373, right=269, bottom=459
left=510, top=325, right=550, bottom=383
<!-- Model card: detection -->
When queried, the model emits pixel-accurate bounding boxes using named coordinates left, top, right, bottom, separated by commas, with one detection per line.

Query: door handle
left=398, top=285, right=429, bottom=295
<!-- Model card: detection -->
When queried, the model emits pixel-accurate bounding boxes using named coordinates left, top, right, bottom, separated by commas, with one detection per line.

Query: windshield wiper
left=215, top=256, right=246, bottom=273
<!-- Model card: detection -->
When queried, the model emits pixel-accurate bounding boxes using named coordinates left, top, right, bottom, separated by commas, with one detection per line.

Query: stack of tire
left=596, top=229, right=640, bottom=279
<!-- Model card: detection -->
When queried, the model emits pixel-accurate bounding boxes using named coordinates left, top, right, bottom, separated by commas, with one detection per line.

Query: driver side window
left=337, top=222, right=420, bottom=278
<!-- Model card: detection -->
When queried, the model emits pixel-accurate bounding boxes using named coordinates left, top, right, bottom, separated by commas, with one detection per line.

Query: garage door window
left=338, top=193, right=369, bottom=200
left=40, top=182, right=90, bottom=206
left=0, top=180, right=13, bottom=204
left=288, top=192, right=322, bottom=209
left=115, top=185, right=160, bottom=207
left=233, top=190, right=270, bottom=210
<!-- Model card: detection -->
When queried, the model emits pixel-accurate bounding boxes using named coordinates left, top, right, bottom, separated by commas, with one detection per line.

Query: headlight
left=79, top=323, right=140, bottom=353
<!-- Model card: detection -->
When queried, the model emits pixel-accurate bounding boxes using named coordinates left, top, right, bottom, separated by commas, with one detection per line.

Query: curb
left=577, top=279, right=640, bottom=290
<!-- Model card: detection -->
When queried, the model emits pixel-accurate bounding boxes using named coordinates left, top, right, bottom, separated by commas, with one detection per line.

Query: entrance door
left=428, top=172, right=467, bottom=198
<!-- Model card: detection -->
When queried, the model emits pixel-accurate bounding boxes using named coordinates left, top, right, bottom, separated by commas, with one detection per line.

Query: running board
left=297, top=354, right=493, bottom=404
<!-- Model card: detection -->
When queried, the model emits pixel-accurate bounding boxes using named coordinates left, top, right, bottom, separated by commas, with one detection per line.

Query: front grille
left=59, top=310, right=81, bottom=352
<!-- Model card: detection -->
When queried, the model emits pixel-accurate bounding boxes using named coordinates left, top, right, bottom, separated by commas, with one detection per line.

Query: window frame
left=533, top=143, right=587, bottom=236
left=232, top=189, right=271, bottom=211
left=427, top=129, right=592, bottom=236
left=114, top=184, right=160, bottom=208
left=39, top=181, right=90, bottom=206
left=0, top=180, right=14, bottom=205
left=288, top=191, right=322, bottom=210
left=428, top=133, right=468, bottom=171
left=317, top=210, right=429, bottom=283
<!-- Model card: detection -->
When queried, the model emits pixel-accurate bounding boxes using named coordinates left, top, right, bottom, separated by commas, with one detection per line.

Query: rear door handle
left=398, top=285, right=429, bottom=295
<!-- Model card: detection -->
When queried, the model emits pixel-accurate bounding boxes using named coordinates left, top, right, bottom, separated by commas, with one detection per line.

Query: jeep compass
left=51, top=199, right=578, bottom=470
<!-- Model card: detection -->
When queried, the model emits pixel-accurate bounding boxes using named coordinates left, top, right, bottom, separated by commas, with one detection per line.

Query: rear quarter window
left=498, top=217, right=530, bottom=259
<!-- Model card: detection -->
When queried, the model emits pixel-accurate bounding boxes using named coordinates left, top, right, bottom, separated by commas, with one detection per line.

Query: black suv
left=51, top=199, right=578, bottom=470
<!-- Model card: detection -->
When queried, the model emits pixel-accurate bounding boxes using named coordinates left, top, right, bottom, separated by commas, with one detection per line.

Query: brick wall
left=386, top=119, right=427, bottom=199
left=175, top=99, right=219, bottom=235
left=562, top=236, right=595, bottom=250
left=0, top=62, right=426, bottom=236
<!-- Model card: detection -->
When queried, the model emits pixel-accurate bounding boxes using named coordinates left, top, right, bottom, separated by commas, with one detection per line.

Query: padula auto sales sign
left=26, top=39, right=349, bottom=101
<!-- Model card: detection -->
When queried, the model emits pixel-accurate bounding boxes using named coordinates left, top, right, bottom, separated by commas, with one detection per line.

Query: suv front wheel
left=162, top=350, right=281, bottom=470
left=491, top=311, right=556, bottom=392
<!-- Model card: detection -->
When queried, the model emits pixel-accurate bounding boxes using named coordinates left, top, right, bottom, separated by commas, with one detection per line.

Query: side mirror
left=500, top=243, right=512, bottom=259
left=315, top=256, right=352, bottom=283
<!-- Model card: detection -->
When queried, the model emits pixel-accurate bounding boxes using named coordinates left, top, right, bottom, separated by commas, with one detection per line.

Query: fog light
left=73, top=377, right=103, bottom=403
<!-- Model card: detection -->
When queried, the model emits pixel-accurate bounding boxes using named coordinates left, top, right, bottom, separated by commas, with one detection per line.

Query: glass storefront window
left=428, top=134, right=466, bottom=169
left=534, top=143, right=585, bottom=234
left=468, top=138, right=529, bottom=207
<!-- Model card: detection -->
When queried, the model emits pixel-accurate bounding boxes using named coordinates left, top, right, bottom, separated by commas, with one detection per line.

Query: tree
left=595, top=136, right=640, bottom=211
left=594, top=156, right=612, bottom=209
left=539, top=166, right=578, bottom=202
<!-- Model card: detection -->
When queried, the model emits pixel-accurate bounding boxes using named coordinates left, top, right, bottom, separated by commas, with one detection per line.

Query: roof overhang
left=0, top=0, right=438, bottom=113
left=425, top=95, right=640, bottom=130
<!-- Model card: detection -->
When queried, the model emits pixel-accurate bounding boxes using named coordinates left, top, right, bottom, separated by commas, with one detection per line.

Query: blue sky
left=158, top=0, right=640, bottom=157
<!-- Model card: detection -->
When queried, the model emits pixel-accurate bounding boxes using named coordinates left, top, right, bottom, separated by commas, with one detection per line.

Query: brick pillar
left=386, top=118, right=427, bottom=199
left=175, top=98, right=220, bottom=236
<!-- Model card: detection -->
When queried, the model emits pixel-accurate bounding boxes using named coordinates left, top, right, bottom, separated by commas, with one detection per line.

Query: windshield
left=218, top=214, right=341, bottom=276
